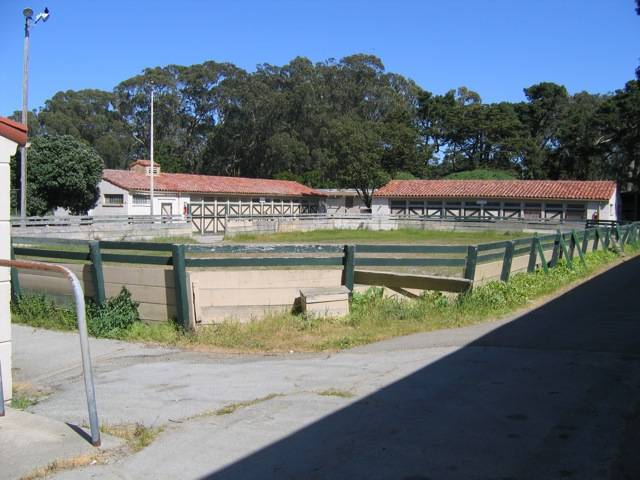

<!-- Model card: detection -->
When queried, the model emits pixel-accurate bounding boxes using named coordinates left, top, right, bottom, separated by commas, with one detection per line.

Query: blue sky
left=0, top=0, right=638, bottom=116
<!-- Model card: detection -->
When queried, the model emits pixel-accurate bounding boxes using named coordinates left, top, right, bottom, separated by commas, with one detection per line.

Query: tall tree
left=22, top=135, right=103, bottom=215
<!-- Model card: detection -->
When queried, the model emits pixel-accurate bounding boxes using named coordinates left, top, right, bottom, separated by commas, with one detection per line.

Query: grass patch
left=99, top=422, right=162, bottom=452
left=228, top=228, right=526, bottom=245
left=149, top=235, right=198, bottom=244
left=214, top=394, right=283, bottom=416
left=12, top=242, right=640, bottom=353
left=10, top=382, right=48, bottom=410
left=19, top=452, right=108, bottom=480
left=317, top=388, right=355, bottom=398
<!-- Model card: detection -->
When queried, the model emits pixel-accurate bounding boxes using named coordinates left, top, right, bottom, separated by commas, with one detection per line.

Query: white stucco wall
left=371, top=197, right=390, bottom=216
left=0, top=137, right=17, bottom=402
left=91, top=180, right=129, bottom=216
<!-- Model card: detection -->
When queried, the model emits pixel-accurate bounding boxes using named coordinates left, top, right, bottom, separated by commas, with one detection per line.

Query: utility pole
left=19, top=7, right=49, bottom=220
left=20, top=9, right=31, bottom=220
left=150, top=88, right=155, bottom=216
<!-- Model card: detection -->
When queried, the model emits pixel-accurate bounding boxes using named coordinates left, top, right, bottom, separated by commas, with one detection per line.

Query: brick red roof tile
left=0, top=117, right=27, bottom=146
left=374, top=180, right=616, bottom=201
left=102, top=169, right=324, bottom=197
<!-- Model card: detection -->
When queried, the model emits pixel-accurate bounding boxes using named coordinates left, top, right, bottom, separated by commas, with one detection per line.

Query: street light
left=20, top=6, right=50, bottom=220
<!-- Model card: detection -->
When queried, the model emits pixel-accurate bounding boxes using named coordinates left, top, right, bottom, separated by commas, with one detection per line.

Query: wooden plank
left=355, top=244, right=467, bottom=254
left=186, top=256, right=343, bottom=268
left=343, top=245, right=355, bottom=292
left=102, top=265, right=174, bottom=288
left=477, top=252, right=504, bottom=264
left=501, top=241, right=515, bottom=282
left=187, top=269, right=341, bottom=289
left=101, top=253, right=173, bottom=265
left=104, top=284, right=175, bottom=306
left=172, top=244, right=189, bottom=328
left=195, top=287, right=310, bottom=308
left=138, top=303, right=176, bottom=322
left=12, top=236, right=89, bottom=247
left=463, top=245, right=478, bottom=281
left=185, top=244, right=343, bottom=254
left=477, top=240, right=511, bottom=252
left=18, top=272, right=95, bottom=298
left=356, top=257, right=466, bottom=267
left=354, top=270, right=471, bottom=293
left=14, top=247, right=90, bottom=261
left=89, top=240, right=106, bottom=305
left=99, top=241, right=174, bottom=252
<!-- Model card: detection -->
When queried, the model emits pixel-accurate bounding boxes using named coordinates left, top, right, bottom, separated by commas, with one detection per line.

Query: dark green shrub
left=87, top=287, right=140, bottom=338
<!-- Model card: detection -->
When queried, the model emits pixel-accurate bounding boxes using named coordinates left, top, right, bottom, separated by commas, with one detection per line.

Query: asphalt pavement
left=3, top=256, right=639, bottom=479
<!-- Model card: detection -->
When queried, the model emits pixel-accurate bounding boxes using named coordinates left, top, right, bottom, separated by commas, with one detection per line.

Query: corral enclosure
left=10, top=224, right=639, bottom=327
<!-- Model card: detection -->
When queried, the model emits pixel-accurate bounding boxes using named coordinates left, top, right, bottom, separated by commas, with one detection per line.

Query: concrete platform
left=0, top=408, right=122, bottom=480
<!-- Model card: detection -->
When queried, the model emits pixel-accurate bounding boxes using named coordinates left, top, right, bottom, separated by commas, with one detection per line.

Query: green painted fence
left=10, top=222, right=640, bottom=328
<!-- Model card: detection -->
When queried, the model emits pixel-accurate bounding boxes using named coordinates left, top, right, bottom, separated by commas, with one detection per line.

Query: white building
left=372, top=179, right=619, bottom=222
left=94, top=160, right=325, bottom=234
left=316, top=189, right=368, bottom=215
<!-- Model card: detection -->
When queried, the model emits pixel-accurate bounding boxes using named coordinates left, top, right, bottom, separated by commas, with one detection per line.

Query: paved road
left=9, top=256, right=640, bottom=479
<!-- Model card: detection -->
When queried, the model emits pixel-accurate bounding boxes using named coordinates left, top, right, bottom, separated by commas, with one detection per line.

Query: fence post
left=604, top=228, right=611, bottom=250
left=88, top=240, right=106, bottom=306
left=558, top=233, right=572, bottom=269
left=581, top=228, right=590, bottom=254
left=527, top=234, right=538, bottom=273
left=620, top=226, right=630, bottom=251
left=464, top=245, right=478, bottom=282
left=342, top=245, right=355, bottom=293
left=171, top=244, right=189, bottom=328
left=550, top=231, right=561, bottom=267
left=10, top=244, right=20, bottom=300
left=536, top=238, right=549, bottom=273
left=571, top=231, right=586, bottom=267
left=593, top=228, right=600, bottom=251
left=500, top=241, right=515, bottom=282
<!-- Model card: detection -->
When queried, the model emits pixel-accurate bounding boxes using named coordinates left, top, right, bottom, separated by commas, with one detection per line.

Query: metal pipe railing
left=0, top=258, right=101, bottom=446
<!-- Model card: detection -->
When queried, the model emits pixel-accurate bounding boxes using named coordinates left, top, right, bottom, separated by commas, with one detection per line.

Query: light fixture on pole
left=20, top=6, right=50, bottom=220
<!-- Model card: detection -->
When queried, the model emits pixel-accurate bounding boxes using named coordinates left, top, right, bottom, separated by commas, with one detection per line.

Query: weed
left=214, top=394, right=282, bottom=416
left=99, top=422, right=162, bottom=452
left=19, top=452, right=108, bottom=480
left=10, top=383, right=47, bottom=410
left=317, top=388, right=354, bottom=398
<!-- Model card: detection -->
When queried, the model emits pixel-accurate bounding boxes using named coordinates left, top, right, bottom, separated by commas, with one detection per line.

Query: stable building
left=372, top=180, right=619, bottom=222
left=94, top=160, right=325, bottom=234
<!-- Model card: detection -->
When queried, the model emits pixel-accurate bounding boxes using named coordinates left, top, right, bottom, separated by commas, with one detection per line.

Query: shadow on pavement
left=206, top=257, right=640, bottom=480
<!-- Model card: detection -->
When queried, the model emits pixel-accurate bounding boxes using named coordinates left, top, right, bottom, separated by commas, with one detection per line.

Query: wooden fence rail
left=9, top=222, right=640, bottom=328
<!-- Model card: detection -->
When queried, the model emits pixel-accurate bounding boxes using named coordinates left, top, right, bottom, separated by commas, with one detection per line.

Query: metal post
left=20, top=14, right=31, bottom=220
left=150, top=88, right=155, bottom=216
left=0, top=259, right=101, bottom=446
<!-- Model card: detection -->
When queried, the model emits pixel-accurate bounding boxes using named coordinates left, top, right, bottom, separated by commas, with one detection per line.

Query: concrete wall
left=12, top=221, right=192, bottom=241
left=225, top=216, right=583, bottom=237
left=0, top=137, right=15, bottom=402
left=187, top=269, right=343, bottom=326
left=18, top=264, right=176, bottom=323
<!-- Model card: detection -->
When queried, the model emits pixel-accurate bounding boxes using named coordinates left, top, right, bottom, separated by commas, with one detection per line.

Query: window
left=132, top=194, right=150, bottom=205
left=390, top=200, right=406, bottom=214
left=545, top=203, right=563, bottom=219
left=104, top=194, right=123, bottom=206
left=523, top=203, right=542, bottom=219
left=345, top=196, right=354, bottom=208
left=566, top=203, right=586, bottom=221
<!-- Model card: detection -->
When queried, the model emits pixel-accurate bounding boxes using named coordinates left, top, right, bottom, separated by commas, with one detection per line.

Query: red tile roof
left=375, top=180, right=616, bottom=201
left=102, top=169, right=324, bottom=197
left=0, top=117, right=27, bottom=146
